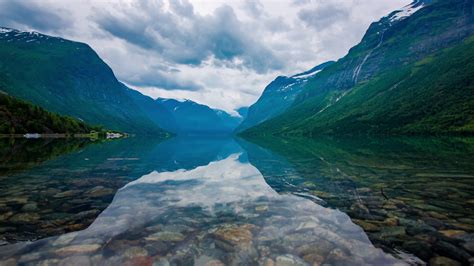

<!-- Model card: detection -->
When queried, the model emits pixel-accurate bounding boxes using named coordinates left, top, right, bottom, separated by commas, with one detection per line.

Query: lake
left=0, top=136, right=473, bottom=265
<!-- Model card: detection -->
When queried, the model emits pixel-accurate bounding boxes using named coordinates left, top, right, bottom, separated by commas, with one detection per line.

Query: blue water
left=0, top=136, right=473, bottom=265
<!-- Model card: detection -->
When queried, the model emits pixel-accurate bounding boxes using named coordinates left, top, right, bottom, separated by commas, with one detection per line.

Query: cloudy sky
left=0, top=0, right=409, bottom=115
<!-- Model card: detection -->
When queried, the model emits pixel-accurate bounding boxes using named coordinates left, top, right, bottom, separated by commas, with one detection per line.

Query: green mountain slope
left=0, top=28, right=168, bottom=135
left=243, top=0, right=474, bottom=136
left=0, top=93, right=101, bottom=134
left=235, top=61, right=333, bottom=132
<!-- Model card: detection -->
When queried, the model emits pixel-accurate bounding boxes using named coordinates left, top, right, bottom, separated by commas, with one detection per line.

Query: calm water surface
left=0, top=136, right=473, bottom=265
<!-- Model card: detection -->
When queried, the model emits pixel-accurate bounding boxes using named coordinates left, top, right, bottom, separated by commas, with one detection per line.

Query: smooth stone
left=53, top=190, right=80, bottom=198
left=427, top=211, right=448, bottom=220
left=52, top=232, right=78, bottom=246
left=58, top=256, right=91, bottom=266
left=422, top=217, right=445, bottom=229
left=401, top=241, right=432, bottom=261
left=9, top=212, right=40, bottom=223
left=18, top=252, right=42, bottom=263
left=86, top=186, right=114, bottom=198
left=325, top=248, right=351, bottom=264
left=302, top=253, right=325, bottom=265
left=205, top=259, right=225, bottom=266
left=353, top=219, right=380, bottom=232
left=123, top=246, right=148, bottom=258
left=153, top=258, right=170, bottom=266
left=0, top=227, right=16, bottom=234
left=398, top=218, right=436, bottom=235
left=213, top=224, right=254, bottom=249
left=145, top=231, right=185, bottom=242
left=0, top=258, right=17, bottom=266
left=429, top=256, right=461, bottom=266
left=5, top=197, right=28, bottom=204
left=377, top=226, right=406, bottom=237
left=439, top=230, right=466, bottom=238
left=275, top=255, right=305, bottom=266
left=74, top=209, right=100, bottom=219
left=356, top=187, right=372, bottom=193
left=0, top=211, right=13, bottom=220
left=433, top=241, right=471, bottom=263
left=255, top=205, right=269, bottom=212
left=36, top=259, right=61, bottom=266
left=296, top=240, right=334, bottom=257
left=55, top=244, right=101, bottom=255
left=263, top=258, right=274, bottom=266
left=21, top=202, right=38, bottom=212
left=462, top=241, right=474, bottom=253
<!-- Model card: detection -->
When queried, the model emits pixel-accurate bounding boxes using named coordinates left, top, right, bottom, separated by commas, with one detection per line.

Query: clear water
left=0, top=136, right=473, bottom=265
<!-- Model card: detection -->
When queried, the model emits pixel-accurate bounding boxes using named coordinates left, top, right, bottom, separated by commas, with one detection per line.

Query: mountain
left=242, top=0, right=474, bottom=136
left=0, top=92, right=101, bottom=134
left=156, top=98, right=242, bottom=135
left=0, top=27, right=169, bottom=135
left=236, top=61, right=334, bottom=132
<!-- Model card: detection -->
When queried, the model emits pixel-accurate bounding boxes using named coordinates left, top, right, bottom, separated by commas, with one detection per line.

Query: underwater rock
left=145, top=231, right=185, bottom=242
left=429, top=256, right=461, bottom=266
left=21, top=202, right=38, bottom=212
left=55, top=244, right=102, bottom=256
left=86, top=186, right=114, bottom=198
left=213, top=224, right=255, bottom=250
left=9, top=212, right=40, bottom=223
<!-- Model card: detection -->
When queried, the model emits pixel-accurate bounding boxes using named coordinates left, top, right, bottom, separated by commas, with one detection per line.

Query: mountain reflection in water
left=0, top=137, right=402, bottom=265
left=1, top=136, right=473, bottom=265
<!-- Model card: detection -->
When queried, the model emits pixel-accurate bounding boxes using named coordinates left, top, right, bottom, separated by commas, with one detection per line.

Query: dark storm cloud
left=93, top=0, right=284, bottom=74
left=298, top=4, right=349, bottom=30
left=0, top=1, right=71, bottom=32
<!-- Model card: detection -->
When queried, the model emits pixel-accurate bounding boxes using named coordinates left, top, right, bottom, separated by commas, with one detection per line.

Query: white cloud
left=0, top=0, right=410, bottom=113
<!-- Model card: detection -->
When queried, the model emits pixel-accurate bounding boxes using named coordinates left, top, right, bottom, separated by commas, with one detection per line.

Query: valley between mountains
left=0, top=0, right=473, bottom=137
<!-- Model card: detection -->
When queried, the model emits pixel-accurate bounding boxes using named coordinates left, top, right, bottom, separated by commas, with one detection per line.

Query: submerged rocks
left=213, top=224, right=255, bottom=250
left=429, top=256, right=461, bottom=266
left=8, top=212, right=40, bottom=223
left=85, top=186, right=114, bottom=198
left=55, top=244, right=102, bottom=256
left=145, top=231, right=185, bottom=242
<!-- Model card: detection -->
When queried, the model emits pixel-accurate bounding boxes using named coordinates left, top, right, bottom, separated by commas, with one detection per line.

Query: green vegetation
left=0, top=93, right=103, bottom=134
left=245, top=37, right=474, bottom=136
left=0, top=29, right=168, bottom=135
left=242, top=0, right=474, bottom=136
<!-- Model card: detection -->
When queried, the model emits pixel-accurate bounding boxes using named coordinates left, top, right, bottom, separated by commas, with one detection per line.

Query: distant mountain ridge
left=242, top=0, right=474, bottom=136
left=0, top=27, right=240, bottom=135
left=156, top=98, right=242, bottom=135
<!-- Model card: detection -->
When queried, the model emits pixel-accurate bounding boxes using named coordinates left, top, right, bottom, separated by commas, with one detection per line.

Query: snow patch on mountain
left=390, top=1, right=426, bottom=22
left=292, top=69, right=322, bottom=80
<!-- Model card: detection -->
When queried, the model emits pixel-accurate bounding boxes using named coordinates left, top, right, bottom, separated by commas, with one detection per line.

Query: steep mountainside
left=243, top=0, right=474, bottom=136
left=0, top=93, right=101, bottom=134
left=156, top=98, right=242, bottom=135
left=236, top=61, right=334, bottom=132
left=0, top=27, right=168, bottom=135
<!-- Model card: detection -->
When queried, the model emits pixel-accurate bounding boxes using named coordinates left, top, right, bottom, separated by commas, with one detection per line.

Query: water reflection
left=0, top=137, right=238, bottom=243
left=244, top=136, right=474, bottom=265
left=0, top=141, right=400, bottom=265
left=0, top=136, right=473, bottom=265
